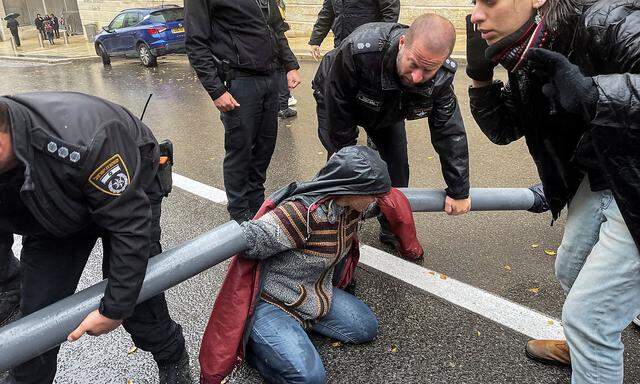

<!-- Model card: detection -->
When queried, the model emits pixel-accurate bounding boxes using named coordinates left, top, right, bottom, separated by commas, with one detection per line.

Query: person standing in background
left=6, top=17, right=20, bottom=47
left=276, top=0, right=298, bottom=119
left=185, top=0, right=301, bottom=223
left=50, top=13, right=60, bottom=38
left=34, top=14, right=44, bottom=40
left=308, top=0, right=400, bottom=61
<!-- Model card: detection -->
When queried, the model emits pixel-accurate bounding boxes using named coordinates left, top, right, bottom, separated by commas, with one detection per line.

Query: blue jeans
left=555, top=177, right=640, bottom=384
left=246, top=288, right=378, bottom=384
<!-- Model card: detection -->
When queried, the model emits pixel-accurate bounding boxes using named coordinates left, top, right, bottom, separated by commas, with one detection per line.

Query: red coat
left=199, top=188, right=422, bottom=383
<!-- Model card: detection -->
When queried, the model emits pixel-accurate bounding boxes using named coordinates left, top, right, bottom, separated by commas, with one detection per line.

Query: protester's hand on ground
left=465, top=14, right=495, bottom=87
left=287, top=70, right=302, bottom=90
left=213, top=91, right=240, bottom=112
left=67, top=309, right=122, bottom=342
left=310, top=45, right=321, bottom=61
left=444, top=196, right=471, bottom=216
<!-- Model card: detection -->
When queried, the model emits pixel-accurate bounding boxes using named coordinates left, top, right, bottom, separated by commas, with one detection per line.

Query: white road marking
left=172, top=172, right=228, bottom=204
left=360, top=245, right=564, bottom=340
left=171, top=172, right=565, bottom=341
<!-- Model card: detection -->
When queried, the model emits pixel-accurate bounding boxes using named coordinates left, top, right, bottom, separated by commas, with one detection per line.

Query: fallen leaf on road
left=547, top=320, right=554, bottom=325
left=476, top=330, right=481, bottom=337
left=427, top=156, right=434, bottom=160
left=504, top=265, right=512, bottom=272
left=428, top=271, right=436, bottom=276
left=531, top=244, right=540, bottom=248
left=127, top=380, right=134, bottom=384
left=331, top=341, right=341, bottom=348
left=544, top=249, right=557, bottom=256
left=440, top=273, right=448, bottom=280
left=527, top=287, right=540, bottom=294
left=127, top=346, right=138, bottom=355
left=390, top=345, right=398, bottom=353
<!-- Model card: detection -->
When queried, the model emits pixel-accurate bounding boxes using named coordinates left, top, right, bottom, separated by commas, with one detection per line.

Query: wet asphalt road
left=1, top=55, right=639, bottom=383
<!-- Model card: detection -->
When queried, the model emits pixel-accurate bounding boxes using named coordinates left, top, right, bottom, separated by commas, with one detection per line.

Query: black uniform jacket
left=0, top=92, right=160, bottom=319
left=313, top=23, right=470, bottom=199
left=185, top=0, right=300, bottom=101
left=469, top=0, right=640, bottom=249
left=309, top=0, right=400, bottom=47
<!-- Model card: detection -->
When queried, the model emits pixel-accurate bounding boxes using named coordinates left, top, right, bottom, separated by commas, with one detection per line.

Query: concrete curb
left=0, top=55, right=99, bottom=65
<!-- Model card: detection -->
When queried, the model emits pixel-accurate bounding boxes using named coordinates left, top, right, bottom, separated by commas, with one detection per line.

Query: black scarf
left=486, top=15, right=550, bottom=72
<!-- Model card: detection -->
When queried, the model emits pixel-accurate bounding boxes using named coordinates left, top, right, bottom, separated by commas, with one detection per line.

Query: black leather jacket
left=185, top=0, right=300, bottom=100
left=308, top=0, right=400, bottom=47
left=0, top=92, right=161, bottom=319
left=469, top=0, right=640, bottom=248
left=313, top=23, right=470, bottom=199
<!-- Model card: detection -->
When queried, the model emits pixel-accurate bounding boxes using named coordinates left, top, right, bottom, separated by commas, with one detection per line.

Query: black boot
left=158, top=351, right=193, bottom=384
left=377, top=216, right=400, bottom=249
left=0, top=283, right=20, bottom=327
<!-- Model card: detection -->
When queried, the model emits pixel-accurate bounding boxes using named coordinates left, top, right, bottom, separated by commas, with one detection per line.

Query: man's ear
left=399, top=35, right=405, bottom=48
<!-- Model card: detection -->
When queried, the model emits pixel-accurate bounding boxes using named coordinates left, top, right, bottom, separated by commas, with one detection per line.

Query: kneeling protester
left=199, top=145, right=423, bottom=383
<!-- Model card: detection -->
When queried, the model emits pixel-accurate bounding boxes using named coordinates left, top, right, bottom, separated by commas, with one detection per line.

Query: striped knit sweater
left=240, top=199, right=362, bottom=325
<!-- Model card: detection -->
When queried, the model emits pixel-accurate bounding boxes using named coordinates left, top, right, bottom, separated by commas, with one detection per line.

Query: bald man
left=313, top=14, right=471, bottom=246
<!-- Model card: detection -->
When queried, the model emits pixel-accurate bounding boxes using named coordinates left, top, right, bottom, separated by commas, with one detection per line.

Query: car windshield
left=150, top=8, right=183, bottom=23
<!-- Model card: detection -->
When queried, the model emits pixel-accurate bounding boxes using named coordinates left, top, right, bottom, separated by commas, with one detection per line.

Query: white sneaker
left=633, top=315, right=640, bottom=327
left=288, top=96, right=297, bottom=107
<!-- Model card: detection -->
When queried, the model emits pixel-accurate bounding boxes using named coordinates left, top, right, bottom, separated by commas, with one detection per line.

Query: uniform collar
left=381, top=33, right=402, bottom=91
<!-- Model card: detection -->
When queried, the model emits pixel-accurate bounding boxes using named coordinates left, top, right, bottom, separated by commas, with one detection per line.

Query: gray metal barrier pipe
left=399, top=188, right=535, bottom=212
left=0, top=221, right=247, bottom=371
left=0, top=187, right=539, bottom=371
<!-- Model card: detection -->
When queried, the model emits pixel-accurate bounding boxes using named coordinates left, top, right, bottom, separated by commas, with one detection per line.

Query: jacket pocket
left=284, top=284, right=307, bottom=308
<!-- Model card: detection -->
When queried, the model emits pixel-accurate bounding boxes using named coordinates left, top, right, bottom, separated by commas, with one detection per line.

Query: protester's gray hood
left=267, top=146, right=392, bottom=207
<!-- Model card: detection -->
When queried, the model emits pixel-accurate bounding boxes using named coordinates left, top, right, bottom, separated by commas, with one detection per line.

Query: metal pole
left=9, top=34, right=16, bottom=54
left=37, top=29, right=44, bottom=47
left=62, top=28, right=68, bottom=45
left=399, top=187, right=535, bottom=212
left=0, top=187, right=542, bottom=371
left=0, top=221, right=247, bottom=371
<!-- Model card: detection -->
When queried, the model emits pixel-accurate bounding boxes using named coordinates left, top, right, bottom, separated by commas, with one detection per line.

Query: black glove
left=527, top=48, right=598, bottom=120
left=465, top=14, right=496, bottom=82
left=527, top=183, right=549, bottom=213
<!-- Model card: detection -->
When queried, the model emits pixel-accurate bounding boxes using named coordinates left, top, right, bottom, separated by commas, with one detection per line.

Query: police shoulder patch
left=442, top=57, right=458, bottom=73
left=89, top=154, right=131, bottom=196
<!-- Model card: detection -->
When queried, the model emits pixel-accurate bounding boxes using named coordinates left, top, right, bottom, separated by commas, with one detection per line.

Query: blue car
left=95, top=5, right=185, bottom=67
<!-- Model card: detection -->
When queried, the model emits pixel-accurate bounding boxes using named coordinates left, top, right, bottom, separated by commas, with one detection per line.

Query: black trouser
left=9, top=27, right=20, bottom=46
left=220, top=72, right=279, bottom=221
left=315, top=92, right=409, bottom=188
left=54, top=27, right=60, bottom=38
left=0, top=236, right=20, bottom=290
left=277, top=68, right=290, bottom=111
left=9, top=182, right=185, bottom=384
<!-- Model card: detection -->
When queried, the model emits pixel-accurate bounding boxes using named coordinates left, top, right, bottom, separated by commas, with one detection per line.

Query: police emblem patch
left=89, top=154, right=131, bottom=196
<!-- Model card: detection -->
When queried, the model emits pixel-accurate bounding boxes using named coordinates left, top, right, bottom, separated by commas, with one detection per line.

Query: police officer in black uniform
left=0, top=92, right=190, bottom=384
left=308, top=0, right=400, bottom=60
left=313, top=14, right=472, bottom=244
left=185, top=0, right=301, bottom=223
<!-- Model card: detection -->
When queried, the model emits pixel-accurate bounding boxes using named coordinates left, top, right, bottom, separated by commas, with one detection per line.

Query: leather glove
left=465, top=14, right=496, bottom=82
left=527, top=48, right=598, bottom=120
left=527, top=183, right=549, bottom=213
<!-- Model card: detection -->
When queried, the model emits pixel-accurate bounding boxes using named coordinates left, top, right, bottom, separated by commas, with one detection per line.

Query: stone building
left=74, top=0, right=471, bottom=37
left=1, top=0, right=471, bottom=43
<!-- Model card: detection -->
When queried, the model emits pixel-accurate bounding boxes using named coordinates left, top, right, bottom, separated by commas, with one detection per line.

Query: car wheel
left=96, top=43, right=110, bottom=66
left=138, top=43, right=157, bottom=67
